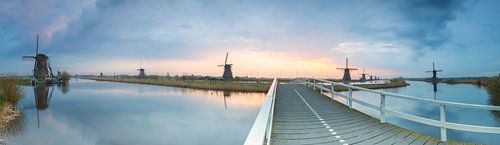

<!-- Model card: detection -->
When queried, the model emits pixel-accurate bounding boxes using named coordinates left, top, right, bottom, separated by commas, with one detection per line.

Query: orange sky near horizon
left=71, top=50, right=401, bottom=79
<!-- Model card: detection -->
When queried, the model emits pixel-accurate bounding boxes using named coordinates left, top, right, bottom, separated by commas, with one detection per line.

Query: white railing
left=302, top=78, right=500, bottom=142
left=244, top=78, right=278, bottom=145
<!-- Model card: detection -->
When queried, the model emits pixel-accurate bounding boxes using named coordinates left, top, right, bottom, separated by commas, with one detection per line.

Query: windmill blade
left=224, top=53, right=229, bottom=65
left=22, top=56, right=36, bottom=61
left=48, top=60, right=55, bottom=78
left=217, top=65, right=225, bottom=67
left=436, top=70, right=443, bottom=72
left=226, top=64, right=233, bottom=66
left=36, top=34, right=39, bottom=55
left=336, top=68, right=344, bottom=70
left=349, top=68, right=358, bottom=70
left=425, top=71, right=433, bottom=73
left=48, top=86, right=55, bottom=103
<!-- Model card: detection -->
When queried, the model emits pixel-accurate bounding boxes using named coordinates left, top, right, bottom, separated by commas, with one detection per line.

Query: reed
left=0, top=77, right=23, bottom=129
left=0, top=77, right=24, bottom=106
left=441, top=79, right=488, bottom=86
left=486, top=77, right=500, bottom=98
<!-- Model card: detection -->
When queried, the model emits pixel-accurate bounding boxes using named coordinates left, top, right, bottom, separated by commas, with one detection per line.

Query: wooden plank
left=270, top=84, right=473, bottom=145
left=376, top=129, right=412, bottom=145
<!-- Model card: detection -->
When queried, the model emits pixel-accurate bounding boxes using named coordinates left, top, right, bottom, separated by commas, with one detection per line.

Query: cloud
left=346, top=0, right=470, bottom=51
left=332, top=42, right=408, bottom=53
left=0, top=0, right=499, bottom=77
left=394, top=0, right=469, bottom=50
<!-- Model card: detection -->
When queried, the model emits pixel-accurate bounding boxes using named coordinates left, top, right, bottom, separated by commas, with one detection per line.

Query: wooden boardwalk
left=270, top=83, right=471, bottom=145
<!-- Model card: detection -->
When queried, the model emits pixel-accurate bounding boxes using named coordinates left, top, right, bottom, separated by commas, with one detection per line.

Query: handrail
left=301, top=78, right=500, bottom=142
left=244, top=78, right=278, bottom=145
left=311, top=78, right=500, bottom=111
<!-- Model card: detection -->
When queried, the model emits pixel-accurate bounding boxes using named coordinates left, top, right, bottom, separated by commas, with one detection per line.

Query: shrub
left=487, top=76, right=500, bottom=98
left=61, top=71, right=71, bottom=83
left=0, top=78, right=23, bottom=106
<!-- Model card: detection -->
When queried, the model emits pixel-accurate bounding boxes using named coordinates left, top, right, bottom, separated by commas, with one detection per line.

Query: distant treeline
left=402, top=76, right=494, bottom=81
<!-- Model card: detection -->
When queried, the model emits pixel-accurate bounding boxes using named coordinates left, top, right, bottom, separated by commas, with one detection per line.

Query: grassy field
left=441, top=79, right=488, bottom=86
left=89, top=77, right=409, bottom=92
left=89, top=77, right=273, bottom=92
left=329, top=79, right=409, bottom=91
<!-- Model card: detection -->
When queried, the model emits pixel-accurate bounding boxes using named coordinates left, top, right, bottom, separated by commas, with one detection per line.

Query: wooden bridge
left=244, top=78, right=500, bottom=145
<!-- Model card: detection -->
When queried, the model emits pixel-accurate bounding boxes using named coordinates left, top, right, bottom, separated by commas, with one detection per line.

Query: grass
left=89, top=77, right=272, bottom=92
left=0, top=78, right=24, bottom=106
left=486, top=76, right=500, bottom=98
left=329, top=79, right=409, bottom=91
left=441, top=79, right=488, bottom=86
left=0, top=77, right=24, bottom=129
left=485, top=76, right=500, bottom=121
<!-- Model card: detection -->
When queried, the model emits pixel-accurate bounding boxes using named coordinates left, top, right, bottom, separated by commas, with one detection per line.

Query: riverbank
left=88, top=77, right=272, bottom=92
left=333, top=79, right=409, bottom=91
left=441, top=79, right=488, bottom=86
left=0, top=77, right=23, bottom=128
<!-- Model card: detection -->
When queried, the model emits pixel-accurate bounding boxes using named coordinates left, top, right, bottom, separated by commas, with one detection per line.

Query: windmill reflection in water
left=20, top=84, right=69, bottom=128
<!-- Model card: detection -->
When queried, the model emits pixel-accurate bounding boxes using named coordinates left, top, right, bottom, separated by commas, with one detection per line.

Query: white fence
left=303, top=78, right=500, bottom=142
left=244, top=78, right=278, bottom=145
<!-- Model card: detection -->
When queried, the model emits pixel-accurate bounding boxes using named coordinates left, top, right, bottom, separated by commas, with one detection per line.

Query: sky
left=0, top=0, right=499, bottom=78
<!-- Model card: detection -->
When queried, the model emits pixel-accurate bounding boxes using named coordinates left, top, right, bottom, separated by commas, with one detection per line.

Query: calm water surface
left=332, top=81, right=499, bottom=145
left=6, top=79, right=265, bottom=145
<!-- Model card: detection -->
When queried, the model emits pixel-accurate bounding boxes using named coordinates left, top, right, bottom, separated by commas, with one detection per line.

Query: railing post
left=348, top=88, right=352, bottom=109
left=320, top=82, right=323, bottom=94
left=440, top=104, right=447, bottom=142
left=380, top=94, right=386, bottom=123
left=330, top=83, right=335, bottom=99
left=313, top=80, right=316, bottom=91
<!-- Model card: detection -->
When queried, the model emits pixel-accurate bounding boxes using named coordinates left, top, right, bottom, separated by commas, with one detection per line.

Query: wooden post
left=330, top=83, right=335, bottom=99
left=320, top=82, right=323, bottom=94
left=348, top=88, right=352, bottom=109
left=313, top=80, right=316, bottom=91
left=440, top=104, right=447, bottom=142
left=380, top=94, right=386, bottom=123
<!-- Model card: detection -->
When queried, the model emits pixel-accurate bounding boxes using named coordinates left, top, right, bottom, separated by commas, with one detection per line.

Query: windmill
left=425, top=62, right=442, bottom=82
left=22, top=35, right=56, bottom=85
left=137, top=63, right=146, bottom=78
left=217, top=52, right=233, bottom=80
left=336, top=58, right=358, bottom=81
left=359, top=68, right=368, bottom=82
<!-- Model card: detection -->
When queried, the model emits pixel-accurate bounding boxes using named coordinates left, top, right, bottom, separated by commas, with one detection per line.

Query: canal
left=333, top=81, right=499, bottom=145
left=5, top=79, right=265, bottom=145
left=4, top=79, right=498, bottom=144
